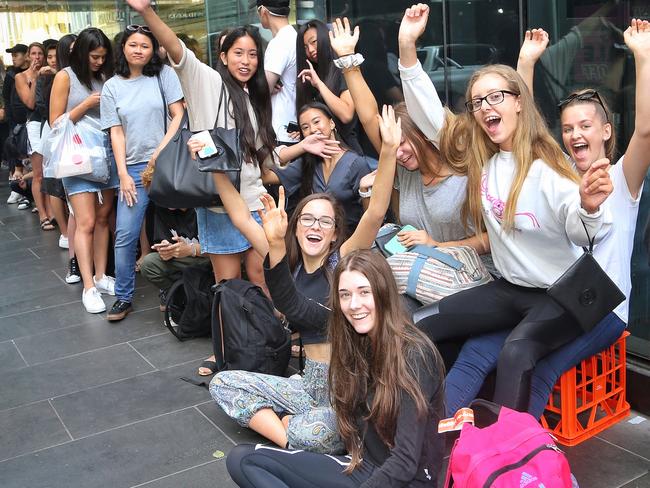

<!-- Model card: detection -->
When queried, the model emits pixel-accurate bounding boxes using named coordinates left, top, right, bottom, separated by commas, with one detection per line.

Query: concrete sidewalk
left=0, top=174, right=648, bottom=487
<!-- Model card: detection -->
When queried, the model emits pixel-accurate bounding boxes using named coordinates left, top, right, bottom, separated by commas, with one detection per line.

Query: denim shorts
left=62, top=156, right=119, bottom=196
left=196, top=207, right=262, bottom=255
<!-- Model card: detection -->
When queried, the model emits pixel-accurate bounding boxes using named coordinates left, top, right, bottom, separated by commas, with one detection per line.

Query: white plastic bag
left=42, top=114, right=110, bottom=183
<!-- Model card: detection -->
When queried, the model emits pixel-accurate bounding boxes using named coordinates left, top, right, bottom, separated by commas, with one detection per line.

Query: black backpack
left=212, top=279, right=291, bottom=376
left=165, top=263, right=215, bottom=341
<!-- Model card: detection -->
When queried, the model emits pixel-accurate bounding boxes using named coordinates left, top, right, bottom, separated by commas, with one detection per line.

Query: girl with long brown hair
left=226, top=249, right=445, bottom=487
left=204, top=105, right=399, bottom=455
left=401, top=3, right=613, bottom=411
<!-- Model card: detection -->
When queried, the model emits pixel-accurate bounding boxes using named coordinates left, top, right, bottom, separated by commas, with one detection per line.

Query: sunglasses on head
left=126, top=24, right=152, bottom=34
left=558, top=90, right=609, bottom=122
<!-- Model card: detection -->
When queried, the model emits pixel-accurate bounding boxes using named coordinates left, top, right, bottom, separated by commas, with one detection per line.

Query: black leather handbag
left=197, top=84, right=242, bottom=174
left=547, top=221, right=624, bottom=332
left=149, top=79, right=240, bottom=208
left=4, top=123, right=30, bottom=159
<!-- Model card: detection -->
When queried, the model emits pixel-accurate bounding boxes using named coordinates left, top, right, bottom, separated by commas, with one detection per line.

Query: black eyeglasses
left=465, top=90, right=519, bottom=113
left=558, top=90, right=609, bottom=122
left=298, top=214, right=335, bottom=229
left=126, top=24, right=151, bottom=34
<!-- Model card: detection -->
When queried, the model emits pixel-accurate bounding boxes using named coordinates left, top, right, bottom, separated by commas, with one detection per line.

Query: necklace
left=422, top=173, right=452, bottom=187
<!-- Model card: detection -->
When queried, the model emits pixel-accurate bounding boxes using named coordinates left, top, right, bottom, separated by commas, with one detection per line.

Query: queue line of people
left=4, top=0, right=649, bottom=485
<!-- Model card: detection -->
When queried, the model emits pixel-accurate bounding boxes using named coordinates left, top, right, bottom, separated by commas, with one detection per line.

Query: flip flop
left=197, top=360, right=218, bottom=376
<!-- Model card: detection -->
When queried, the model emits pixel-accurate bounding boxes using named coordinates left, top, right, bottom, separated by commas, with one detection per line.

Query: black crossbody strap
left=580, top=218, right=594, bottom=253
left=156, top=74, right=167, bottom=133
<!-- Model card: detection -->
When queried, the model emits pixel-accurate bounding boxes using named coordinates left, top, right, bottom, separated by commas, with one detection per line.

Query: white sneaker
left=7, top=191, right=21, bottom=204
left=94, top=274, right=115, bottom=295
left=58, top=235, right=69, bottom=249
left=82, top=287, right=106, bottom=313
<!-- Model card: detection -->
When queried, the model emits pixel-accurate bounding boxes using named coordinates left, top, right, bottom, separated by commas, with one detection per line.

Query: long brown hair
left=458, top=64, right=579, bottom=232
left=328, top=250, right=444, bottom=472
left=559, top=88, right=616, bottom=164
left=285, top=193, right=348, bottom=273
left=393, top=102, right=466, bottom=177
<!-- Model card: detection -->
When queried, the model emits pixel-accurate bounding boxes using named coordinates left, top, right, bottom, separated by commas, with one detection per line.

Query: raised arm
left=329, top=18, right=382, bottom=153
left=298, top=59, right=355, bottom=123
left=621, top=18, right=650, bottom=198
left=125, top=0, right=183, bottom=64
left=341, top=105, right=399, bottom=256
left=516, top=28, right=549, bottom=96
left=398, top=4, right=445, bottom=144
left=15, top=71, right=37, bottom=110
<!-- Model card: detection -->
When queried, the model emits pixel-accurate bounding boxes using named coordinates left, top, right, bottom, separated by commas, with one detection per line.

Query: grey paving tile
left=0, top=343, right=154, bottom=411
left=565, top=436, right=650, bottom=487
left=0, top=341, right=26, bottom=372
left=0, top=268, right=65, bottom=301
left=0, top=299, right=105, bottom=342
left=597, top=412, right=650, bottom=461
left=134, top=459, right=237, bottom=488
left=0, top=283, right=87, bottom=318
left=15, top=307, right=165, bottom=365
left=621, top=473, right=650, bottom=488
left=0, top=232, right=59, bottom=253
left=51, top=365, right=212, bottom=438
left=129, top=331, right=213, bottom=369
left=195, top=402, right=267, bottom=446
left=0, top=401, right=70, bottom=462
left=0, top=408, right=229, bottom=488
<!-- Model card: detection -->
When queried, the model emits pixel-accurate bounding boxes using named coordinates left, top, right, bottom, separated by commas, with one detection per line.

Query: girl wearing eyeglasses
left=206, top=105, right=400, bottom=454
left=226, top=250, right=445, bottom=488
left=442, top=18, right=650, bottom=418
left=100, top=25, right=184, bottom=322
left=124, top=0, right=276, bottom=362
left=50, top=28, right=119, bottom=314
left=400, top=4, right=613, bottom=412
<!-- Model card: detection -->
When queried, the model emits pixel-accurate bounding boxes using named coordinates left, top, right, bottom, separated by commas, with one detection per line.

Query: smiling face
left=338, top=270, right=376, bottom=336
left=303, top=27, right=318, bottom=63
left=470, top=73, right=520, bottom=151
left=123, top=32, right=154, bottom=70
left=295, top=198, right=337, bottom=261
left=561, top=102, right=610, bottom=173
left=299, top=107, right=335, bottom=138
left=88, top=46, right=107, bottom=72
left=220, top=34, right=258, bottom=85
left=396, top=137, right=420, bottom=171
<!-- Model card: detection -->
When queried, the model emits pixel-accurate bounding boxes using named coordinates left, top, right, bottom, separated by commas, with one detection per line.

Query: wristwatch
left=358, top=187, right=372, bottom=198
left=334, top=53, right=365, bottom=70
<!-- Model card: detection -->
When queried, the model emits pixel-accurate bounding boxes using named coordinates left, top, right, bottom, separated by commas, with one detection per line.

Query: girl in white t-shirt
left=402, top=4, right=613, bottom=411
left=444, top=18, right=650, bottom=417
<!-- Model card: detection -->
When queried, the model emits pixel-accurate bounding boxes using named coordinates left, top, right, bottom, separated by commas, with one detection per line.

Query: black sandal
left=197, top=360, right=218, bottom=376
left=40, top=219, right=56, bottom=231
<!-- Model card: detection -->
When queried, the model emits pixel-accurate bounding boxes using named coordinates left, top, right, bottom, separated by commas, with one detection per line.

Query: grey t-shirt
left=395, top=164, right=469, bottom=243
left=101, top=65, right=183, bottom=165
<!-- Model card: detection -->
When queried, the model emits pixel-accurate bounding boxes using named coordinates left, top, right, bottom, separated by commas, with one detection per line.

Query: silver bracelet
left=358, top=187, right=372, bottom=198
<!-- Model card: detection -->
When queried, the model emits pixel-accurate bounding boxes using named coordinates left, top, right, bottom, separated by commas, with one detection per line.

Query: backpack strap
left=406, top=246, right=465, bottom=297
left=211, top=282, right=227, bottom=372
left=164, top=279, right=187, bottom=342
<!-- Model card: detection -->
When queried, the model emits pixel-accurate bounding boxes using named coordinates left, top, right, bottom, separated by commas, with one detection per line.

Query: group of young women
left=43, top=0, right=650, bottom=484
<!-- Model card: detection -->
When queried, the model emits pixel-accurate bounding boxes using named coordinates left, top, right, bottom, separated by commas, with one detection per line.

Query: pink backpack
left=443, top=404, right=573, bottom=488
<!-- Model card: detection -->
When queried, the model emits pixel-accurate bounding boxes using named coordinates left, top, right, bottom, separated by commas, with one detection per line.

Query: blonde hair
left=458, top=64, right=579, bottom=232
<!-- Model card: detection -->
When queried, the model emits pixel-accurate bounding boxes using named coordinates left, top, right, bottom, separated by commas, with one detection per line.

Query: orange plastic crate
left=541, top=331, right=630, bottom=446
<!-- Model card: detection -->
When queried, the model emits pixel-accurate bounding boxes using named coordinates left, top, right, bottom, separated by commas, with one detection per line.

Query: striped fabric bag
left=387, top=245, right=492, bottom=305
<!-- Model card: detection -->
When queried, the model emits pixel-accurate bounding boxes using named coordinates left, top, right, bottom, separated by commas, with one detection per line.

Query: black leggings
left=227, top=444, right=378, bottom=488
left=416, top=278, right=583, bottom=411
